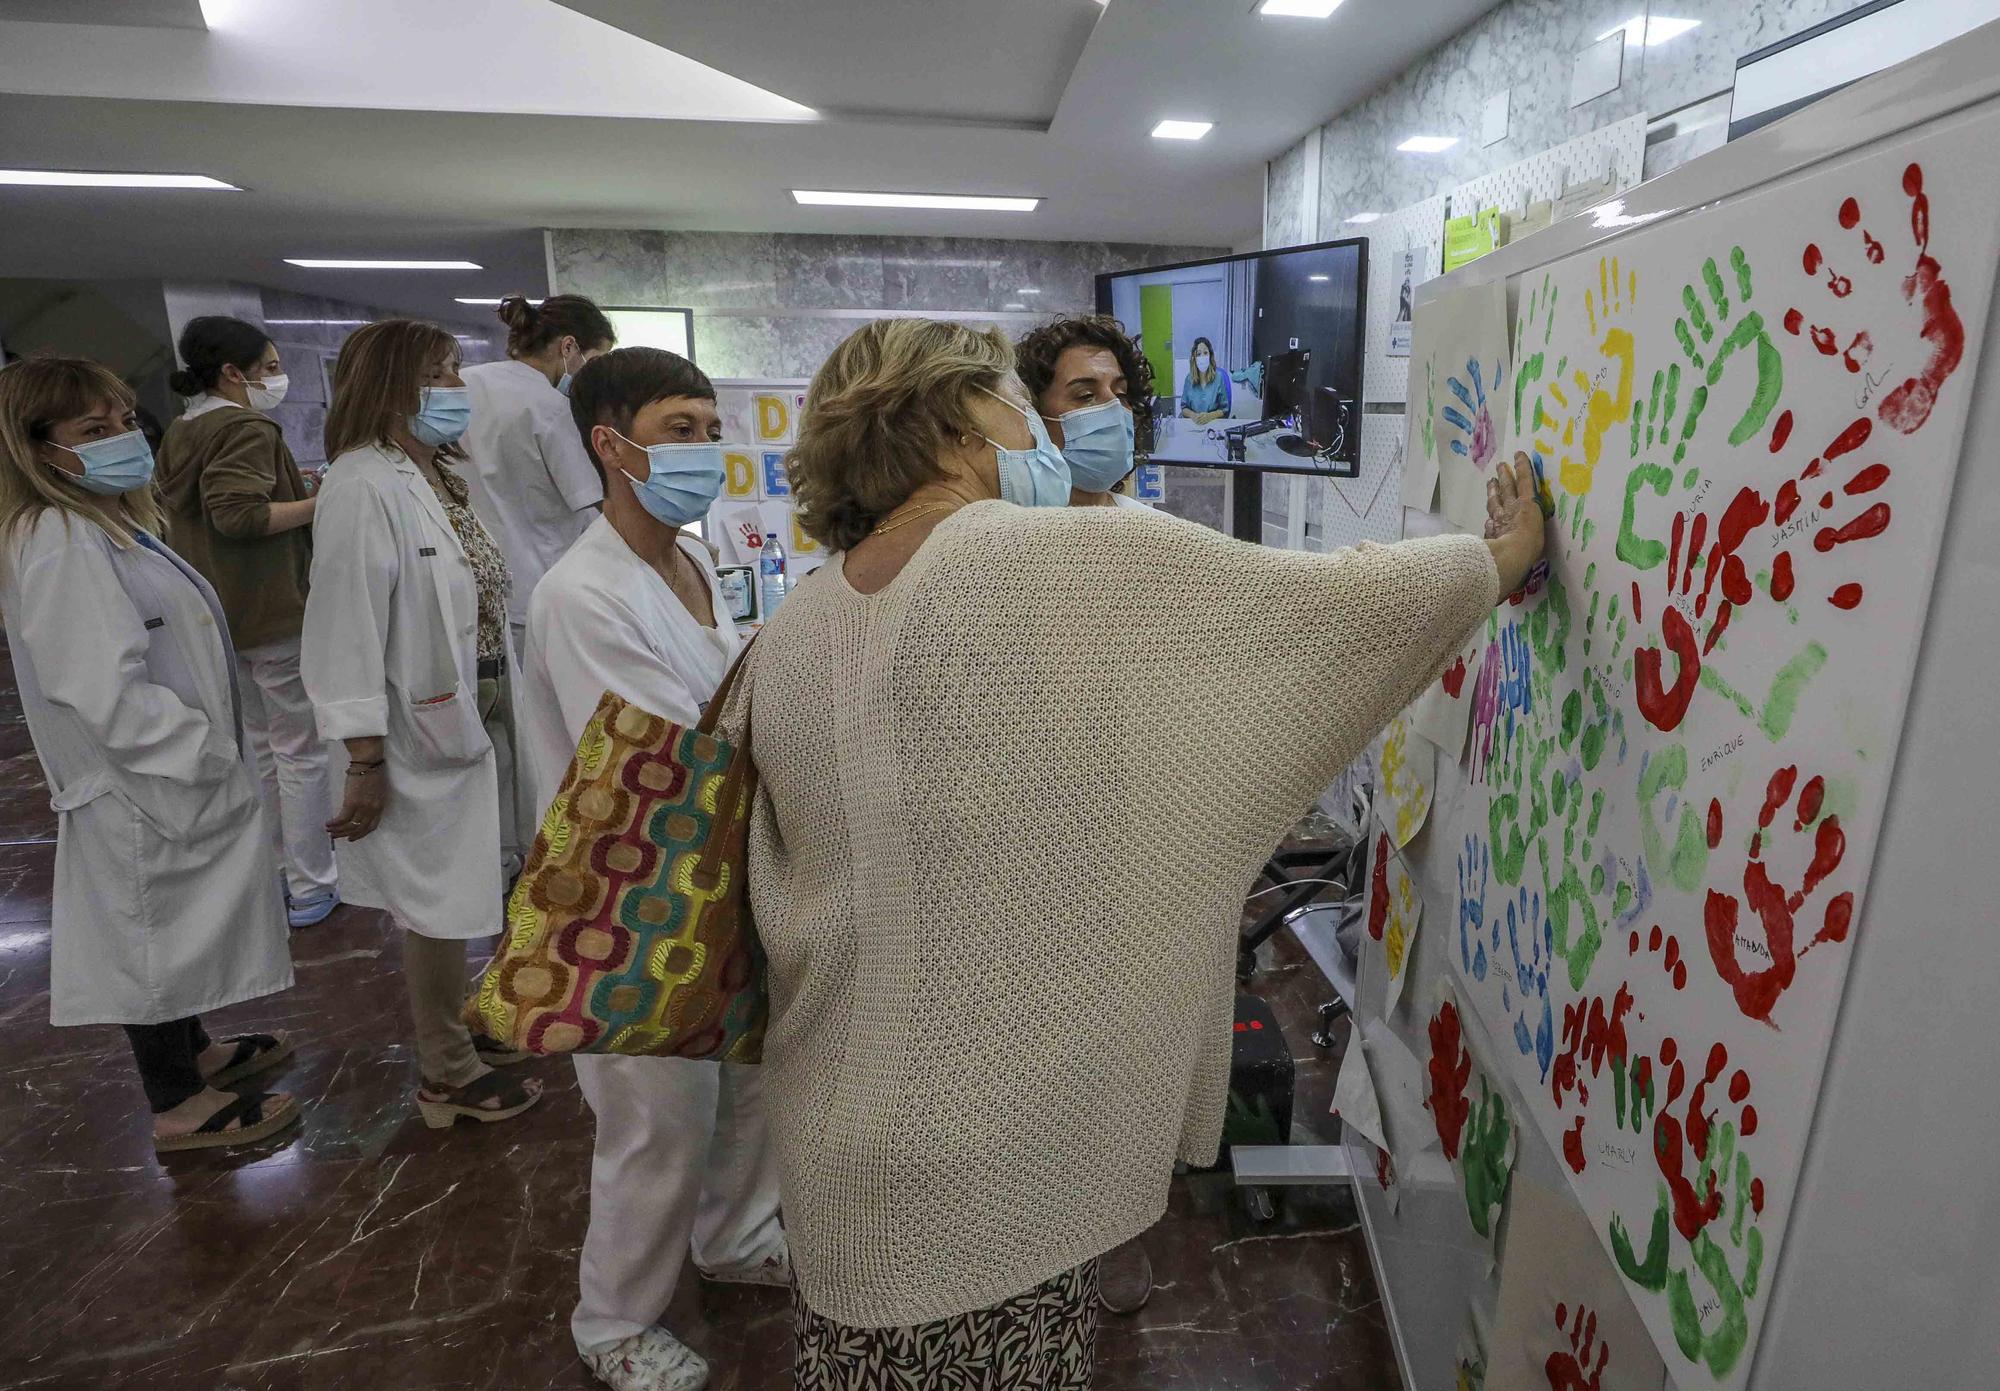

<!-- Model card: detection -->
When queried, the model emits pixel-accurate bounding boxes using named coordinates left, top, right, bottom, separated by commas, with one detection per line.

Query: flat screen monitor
left=603, top=306, right=696, bottom=362
left=1095, top=238, right=1365, bottom=477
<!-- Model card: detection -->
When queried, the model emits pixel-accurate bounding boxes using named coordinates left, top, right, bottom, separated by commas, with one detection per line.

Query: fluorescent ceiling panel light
left=1397, top=135, right=1458, bottom=153
left=1597, top=15, right=1700, bottom=45
left=1257, top=0, right=1346, bottom=17
left=455, top=297, right=540, bottom=306
left=1308, top=274, right=1330, bottom=282
left=792, top=190, right=1038, bottom=212
left=0, top=169, right=239, bottom=190
left=266, top=318, right=370, bottom=326
left=1344, top=212, right=1383, bottom=224
left=1151, top=119, right=1214, bottom=140
left=285, top=258, right=483, bottom=270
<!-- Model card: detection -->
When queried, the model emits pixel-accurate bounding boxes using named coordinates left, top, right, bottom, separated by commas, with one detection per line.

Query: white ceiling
left=0, top=0, right=1500, bottom=325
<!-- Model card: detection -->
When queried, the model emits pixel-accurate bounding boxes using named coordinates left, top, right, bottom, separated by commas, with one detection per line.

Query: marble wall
left=547, top=229, right=1226, bottom=381
left=1264, top=0, right=1861, bottom=247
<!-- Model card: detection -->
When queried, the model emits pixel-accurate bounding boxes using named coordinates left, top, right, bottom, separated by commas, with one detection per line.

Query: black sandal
left=471, top=1032, right=529, bottom=1067
left=202, top=1032, right=294, bottom=1088
left=155, top=1091, right=302, bottom=1154
left=416, top=1069, right=542, bottom=1130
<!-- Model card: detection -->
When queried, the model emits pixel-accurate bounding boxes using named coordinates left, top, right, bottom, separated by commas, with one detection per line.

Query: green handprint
left=1514, top=271, right=1556, bottom=437
left=1611, top=1182, right=1672, bottom=1291
left=1422, top=358, right=1438, bottom=461
left=1673, top=246, right=1785, bottom=449
left=1667, top=1121, right=1765, bottom=1377
left=1636, top=743, right=1710, bottom=894
left=1460, top=1076, right=1513, bottom=1239
left=1539, top=766, right=1604, bottom=991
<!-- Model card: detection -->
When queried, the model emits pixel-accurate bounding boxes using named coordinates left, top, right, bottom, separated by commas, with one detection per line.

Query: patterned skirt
left=793, top=1261, right=1102, bottom=1391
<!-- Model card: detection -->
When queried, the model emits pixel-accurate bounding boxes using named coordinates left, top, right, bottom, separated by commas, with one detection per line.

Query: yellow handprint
left=1535, top=255, right=1638, bottom=498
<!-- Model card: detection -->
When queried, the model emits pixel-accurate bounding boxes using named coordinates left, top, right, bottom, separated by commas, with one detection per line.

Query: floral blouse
left=425, top=461, right=512, bottom=663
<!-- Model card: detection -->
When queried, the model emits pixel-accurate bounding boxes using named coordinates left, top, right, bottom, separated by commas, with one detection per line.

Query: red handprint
left=1633, top=484, right=1768, bottom=732
left=1426, top=999, right=1473, bottom=1160
left=1772, top=415, right=1892, bottom=610
left=1703, top=765, right=1855, bottom=1024
left=1786, top=162, right=1965, bottom=435
left=1545, top=1303, right=1610, bottom=1391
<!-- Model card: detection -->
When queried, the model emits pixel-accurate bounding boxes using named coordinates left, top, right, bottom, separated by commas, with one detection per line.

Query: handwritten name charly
left=1596, top=1139, right=1639, bottom=1168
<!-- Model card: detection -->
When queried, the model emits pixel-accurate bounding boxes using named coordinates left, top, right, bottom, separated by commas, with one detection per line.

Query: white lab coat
left=0, top=510, right=291, bottom=1025
left=302, top=441, right=502, bottom=940
left=460, top=359, right=603, bottom=631
left=519, top=516, right=740, bottom=814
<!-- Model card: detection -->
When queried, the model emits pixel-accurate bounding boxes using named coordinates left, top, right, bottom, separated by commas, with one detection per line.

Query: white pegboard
left=1361, top=195, right=1449, bottom=407
left=1315, top=411, right=1407, bottom=551
left=1446, top=112, right=1648, bottom=234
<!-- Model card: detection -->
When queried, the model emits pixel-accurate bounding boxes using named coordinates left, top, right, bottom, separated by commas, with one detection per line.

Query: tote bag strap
left=691, top=633, right=757, bottom=892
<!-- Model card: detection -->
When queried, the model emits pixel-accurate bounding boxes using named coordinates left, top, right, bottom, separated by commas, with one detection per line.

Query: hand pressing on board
left=1483, top=453, right=1547, bottom=597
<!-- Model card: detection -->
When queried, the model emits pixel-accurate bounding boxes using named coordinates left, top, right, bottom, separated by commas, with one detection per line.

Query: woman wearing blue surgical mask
left=1179, top=335, right=1232, bottom=424
left=157, top=315, right=342, bottom=930
left=0, top=356, right=301, bottom=1154
left=303, top=320, right=542, bottom=1132
left=1017, top=313, right=1156, bottom=511
left=746, top=317, right=1544, bottom=1387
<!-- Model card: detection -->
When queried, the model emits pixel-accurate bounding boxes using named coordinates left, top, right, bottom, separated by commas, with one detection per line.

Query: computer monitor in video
left=1095, top=238, right=1366, bottom=477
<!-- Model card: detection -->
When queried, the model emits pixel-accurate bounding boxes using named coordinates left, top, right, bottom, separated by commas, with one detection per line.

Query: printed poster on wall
left=1388, top=246, right=1419, bottom=357
left=1406, top=280, right=1513, bottom=531
left=1425, top=120, right=2000, bottom=1389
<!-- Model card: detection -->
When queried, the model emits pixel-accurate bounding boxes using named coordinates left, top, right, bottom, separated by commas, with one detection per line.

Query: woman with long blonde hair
left=301, top=319, right=541, bottom=1129
left=0, top=355, right=300, bottom=1153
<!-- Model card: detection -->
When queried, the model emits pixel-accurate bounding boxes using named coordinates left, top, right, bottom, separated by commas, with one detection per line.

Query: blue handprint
left=1441, top=358, right=1500, bottom=470
left=1506, top=887, right=1555, bottom=1080
left=1457, top=835, right=1490, bottom=981
left=1495, top=620, right=1532, bottom=722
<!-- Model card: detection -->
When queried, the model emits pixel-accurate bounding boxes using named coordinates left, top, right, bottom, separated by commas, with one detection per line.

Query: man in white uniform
left=519, top=347, right=786, bottom=1391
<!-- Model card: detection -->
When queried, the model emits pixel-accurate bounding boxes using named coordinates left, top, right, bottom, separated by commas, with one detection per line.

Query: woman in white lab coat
left=303, top=320, right=541, bottom=1130
left=0, top=356, right=300, bottom=1153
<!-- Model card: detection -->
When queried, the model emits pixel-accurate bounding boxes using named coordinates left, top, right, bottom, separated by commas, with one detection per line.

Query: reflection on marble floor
left=0, top=646, right=1397, bottom=1391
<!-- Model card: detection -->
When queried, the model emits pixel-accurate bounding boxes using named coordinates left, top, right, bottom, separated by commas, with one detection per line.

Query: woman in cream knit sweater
left=744, top=318, right=1545, bottom=1388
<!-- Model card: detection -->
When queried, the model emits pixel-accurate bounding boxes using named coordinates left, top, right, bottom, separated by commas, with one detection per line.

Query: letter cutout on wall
left=753, top=393, right=794, bottom=445
left=1423, top=123, right=2000, bottom=1389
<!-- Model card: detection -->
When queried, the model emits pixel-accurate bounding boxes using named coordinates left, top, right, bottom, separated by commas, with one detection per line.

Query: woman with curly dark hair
left=1014, top=314, right=1154, bottom=506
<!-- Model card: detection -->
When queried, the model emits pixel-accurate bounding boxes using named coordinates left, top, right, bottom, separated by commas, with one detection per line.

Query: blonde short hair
left=0, top=356, right=161, bottom=558
left=789, top=319, right=1014, bottom=552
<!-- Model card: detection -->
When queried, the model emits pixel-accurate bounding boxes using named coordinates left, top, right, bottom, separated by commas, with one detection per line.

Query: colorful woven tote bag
left=465, top=653, right=766, bottom=1060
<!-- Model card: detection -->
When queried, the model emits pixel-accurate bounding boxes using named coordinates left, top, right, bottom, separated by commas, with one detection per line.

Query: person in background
left=1178, top=335, right=1231, bottom=424
left=0, top=356, right=300, bottom=1152
left=521, top=347, right=786, bottom=1391
left=1017, top=313, right=1153, bottom=510
left=743, top=318, right=1543, bottom=1387
left=157, top=315, right=340, bottom=928
left=462, top=294, right=616, bottom=871
left=303, top=319, right=541, bottom=1130
left=1014, top=313, right=1157, bottom=1315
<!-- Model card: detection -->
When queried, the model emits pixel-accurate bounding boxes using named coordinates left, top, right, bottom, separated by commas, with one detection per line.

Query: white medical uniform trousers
left=237, top=636, right=338, bottom=900
left=571, top=1053, right=785, bottom=1356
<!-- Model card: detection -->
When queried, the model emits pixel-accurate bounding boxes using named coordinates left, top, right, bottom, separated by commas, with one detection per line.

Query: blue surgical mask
left=979, top=387, right=1071, bottom=508
left=614, top=430, right=724, bottom=527
left=53, top=429, right=156, bottom=496
left=1047, top=398, right=1134, bottom=493
left=556, top=372, right=574, bottom=397
left=409, top=385, right=472, bottom=447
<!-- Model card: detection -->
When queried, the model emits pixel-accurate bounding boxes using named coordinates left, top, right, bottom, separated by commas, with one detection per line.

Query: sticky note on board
left=752, top=393, right=794, bottom=444
left=722, top=448, right=760, bottom=499
left=761, top=451, right=791, bottom=497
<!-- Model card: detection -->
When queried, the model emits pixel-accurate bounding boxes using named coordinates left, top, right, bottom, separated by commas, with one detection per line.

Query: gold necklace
left=870, top=502, right=959, bottom=536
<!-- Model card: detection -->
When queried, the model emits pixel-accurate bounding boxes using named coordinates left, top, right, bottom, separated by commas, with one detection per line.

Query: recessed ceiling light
left=1397, top=135, right=1458, bottom=154
left=1018, top=288, right=1042, bottom=296
left=1257, top=0, right=1346, bottom=16
left=265, top=318, right=370, bottom=326
left=1151, top=120, right=1214, bottom=141
left=0, top=169, right=240, bottom=190
left=455, top=297, right=541, bottom=306
left=1308, top=274, right=1331, bottom=282
left=1344, top=212, right=1383, bottom=224
left=792, top=190, right=1038, bottom=212
left=285, top=259, right=483, bottom=270
left=1597, top=15, right=1700, bottom=45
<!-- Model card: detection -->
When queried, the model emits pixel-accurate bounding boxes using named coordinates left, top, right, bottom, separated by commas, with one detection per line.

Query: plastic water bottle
left=758, top=531, right=787, bottom=619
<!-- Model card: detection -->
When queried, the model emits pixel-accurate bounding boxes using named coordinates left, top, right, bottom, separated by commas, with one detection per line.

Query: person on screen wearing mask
left=156, top=315, right=340, bottom=929
left=519, top=347, right=787, bottom=1391
left=1178, top=335, right=1231, bottom=424
left=0, top=355, right=300, bottom=1153
left=303, top=319, right=542, bottom=1132
left=1017, top=314, right=1153, bottom=512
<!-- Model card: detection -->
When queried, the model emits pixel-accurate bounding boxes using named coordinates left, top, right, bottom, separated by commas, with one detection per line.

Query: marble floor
left=0, top=653, right=1399, bottom=1391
